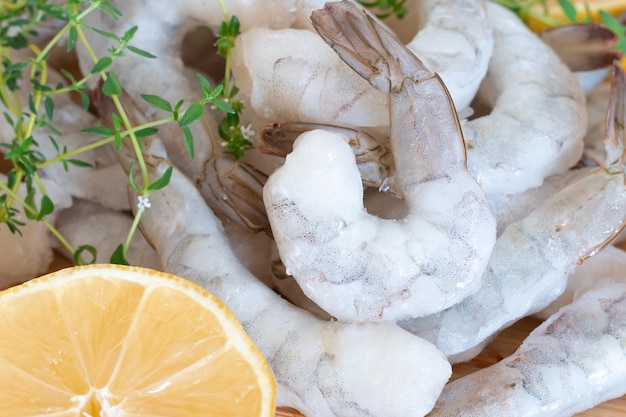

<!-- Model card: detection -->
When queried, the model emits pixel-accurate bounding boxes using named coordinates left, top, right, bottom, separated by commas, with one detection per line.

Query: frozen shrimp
left=462, top=2, right=587, bottom=194
left=232, top=27, right=390, bottom=131
left=232, top=0, right=492, bottom=131
left=429, top=282, right=626, bottom=417
left=90, top=74, right=269, bottom=231
left=262, top=0, right=496, bottom=322
left=399, top=61, right=626, bottom=362
left=78, top=2, right=217, bottom=177
left=114, top=134, right=451, bottom=417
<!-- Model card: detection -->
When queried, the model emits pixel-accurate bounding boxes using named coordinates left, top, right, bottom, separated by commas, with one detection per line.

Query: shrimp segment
left=429, top=282, right=626, bottom=417
left=262, top=0, right=496, bottom=322
left=399, top=61, right=626, bottom=362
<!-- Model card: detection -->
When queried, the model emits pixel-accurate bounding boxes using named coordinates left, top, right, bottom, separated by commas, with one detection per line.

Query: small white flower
left=240, top=123, right=256, bottom=141
left=137, top=195, right=151, bottom=210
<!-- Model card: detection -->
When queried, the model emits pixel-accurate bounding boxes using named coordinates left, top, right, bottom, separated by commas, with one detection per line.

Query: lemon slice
left=0, top=264, right=275, bottom=417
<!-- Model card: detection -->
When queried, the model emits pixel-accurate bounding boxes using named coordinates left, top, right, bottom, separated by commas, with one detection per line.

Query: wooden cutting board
left=44, top=256, right=626, bottom=416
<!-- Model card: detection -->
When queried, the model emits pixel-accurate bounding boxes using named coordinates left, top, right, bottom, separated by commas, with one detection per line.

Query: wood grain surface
left=45, top=254, right=626, bottom=417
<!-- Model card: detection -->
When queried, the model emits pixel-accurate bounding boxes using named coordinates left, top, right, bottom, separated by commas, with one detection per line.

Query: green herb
left=357, top=0, right=408, bottom=19
left=0, top=0, right=237, bottom=266
left=213, top=2, right=253, bottom=158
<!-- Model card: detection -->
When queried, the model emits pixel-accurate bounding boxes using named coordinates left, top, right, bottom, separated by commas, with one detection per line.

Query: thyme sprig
left=357, top=0, right=408, bottom=19
left=214, top=1, right=253, bottom=159
left=0, top=0, right=234, bottom=265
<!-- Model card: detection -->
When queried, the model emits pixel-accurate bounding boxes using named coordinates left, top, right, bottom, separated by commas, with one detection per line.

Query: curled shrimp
left=234, top=1, right=585, bottom=195
left=110, top=132, right=451, bottom=417
left=399, top=61, right=626, bottom=362
left=463, top=2, right=587, bottom=194
left=262, top=0, right=496, bottom=322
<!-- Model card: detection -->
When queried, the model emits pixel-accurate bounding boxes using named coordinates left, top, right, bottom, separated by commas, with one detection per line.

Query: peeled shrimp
left=429, top=282, right=626, bottom=417
left=234, top=2, right=584, bottom=195
left=232, top=0, right=492, bottom=131
left=113, top=132, right=451, bottom=417
left=487, top=166, right=593, bottom=236
left=399, top=61, right=626, bottom=362
left=462, top=2, right=587, bottom=194
left=262, top=0, right=496, bottom=322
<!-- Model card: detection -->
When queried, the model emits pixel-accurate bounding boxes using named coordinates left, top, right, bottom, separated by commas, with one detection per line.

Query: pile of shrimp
left=3, top=0, right=626, bottom=416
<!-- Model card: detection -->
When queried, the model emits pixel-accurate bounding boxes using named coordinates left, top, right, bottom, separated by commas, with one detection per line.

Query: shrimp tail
left=539, top=23, right=622, bottom=71
left=605, top=61, right=626, bottom=173
left=310, top=0, right=433, bottom=92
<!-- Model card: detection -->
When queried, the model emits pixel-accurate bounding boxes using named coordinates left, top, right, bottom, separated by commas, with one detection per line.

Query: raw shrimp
left=462, top=2, right=587, bottom=194
left=232, top=0, right=492, bottom=131
left=429, top=282, right=626, bottom=417
left=399, top=61, right=626, bottom=362
left=235, top=1, right=584, bottom=195
left=262, top=0, right=496, bottom=322
left=232, top=27, right=389, bottom=131
left=114, top=135, right=451, bottom=417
